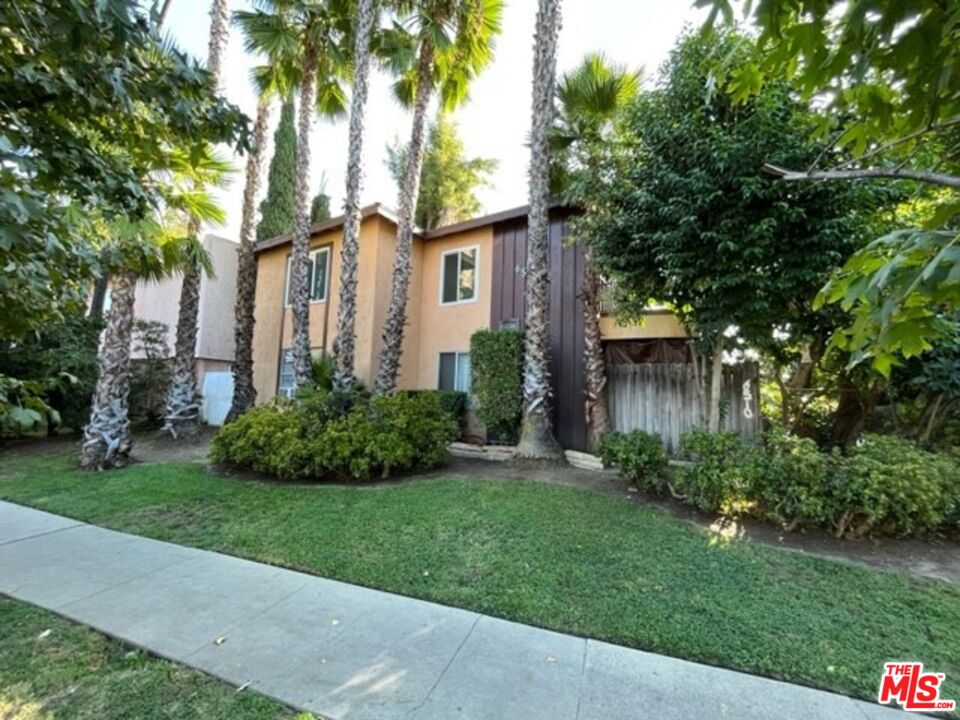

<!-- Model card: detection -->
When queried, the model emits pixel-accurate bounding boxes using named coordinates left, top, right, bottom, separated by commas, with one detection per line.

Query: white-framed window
left=277, top=350, right=295, bottom=398
left=438, top=352, right=471, bottom=393
left=440, top=246, right=478, bottom=305
left=285, top=247, right=329, bottom=305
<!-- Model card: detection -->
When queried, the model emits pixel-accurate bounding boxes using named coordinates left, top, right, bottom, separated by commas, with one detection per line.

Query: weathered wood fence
left=607, top=363, right=761, bottom=451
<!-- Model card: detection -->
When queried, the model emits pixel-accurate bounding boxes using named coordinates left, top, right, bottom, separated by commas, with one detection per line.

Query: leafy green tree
left=386, top=113, right=497, bottom=230
left=0, top=314, right=103, bottom=433
left=257, top=99, right=299, bottom=241
left=703, top=0, right=960, bottom=371
left=0, top=0, right=247, bottom=343
left=581, top=29, right=883, bottom=429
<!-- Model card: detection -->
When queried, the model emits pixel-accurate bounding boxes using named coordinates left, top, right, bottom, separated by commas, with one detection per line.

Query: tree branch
left=762, top=163, right=960, bottom=189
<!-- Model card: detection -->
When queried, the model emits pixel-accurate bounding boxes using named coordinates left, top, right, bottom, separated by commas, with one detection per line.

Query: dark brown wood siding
left=490, top=209, right=587, bottom=451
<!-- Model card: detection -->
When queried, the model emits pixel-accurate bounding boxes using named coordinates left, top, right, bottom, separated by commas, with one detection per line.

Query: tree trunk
left=582, top=249, right=608, bottom=452
left=516, top=0, right=563, bottom=460
left=157, top=0, right=173, bottom=29
left=333, top=0, right=376, bottom=391
left=707, top=334, right=724, bottom=432
left=162, top=0, right=229, bottom=438
left=226, top=97, right=272, bottom=423
left=290, top=46, right=319, bottom=388
left=80, top=270, right=136, bottom=470
left=830, top=373, right=881, bottom=450
left=205, top=0, right=229, bottom=85
left=373, top=41, right=435, bottom=395
left=162, top=250, right=203, bottom=438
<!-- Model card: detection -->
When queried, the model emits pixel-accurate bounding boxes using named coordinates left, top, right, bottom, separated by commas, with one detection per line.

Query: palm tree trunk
left=80, top=270, right=136, bottom=469
left=157, top=0, right=174, bottom=29
left=582, top=249, right=608, bottom=453
left=373, top=41, right=435, bottom=395
left=206, top=0, right=229, bottom=85
left=290, top=46, right=319, bottom=387
left=162, top=249, right=203, bottom=438
left=161, top=0, right=229, bottom=438
left=516, top=0, right=563, bottom=459
left=227, top=97, right=272, bottom=423
left=707, top=334, right=725, bottom=432
left=333, top=0, right=376, bottom=390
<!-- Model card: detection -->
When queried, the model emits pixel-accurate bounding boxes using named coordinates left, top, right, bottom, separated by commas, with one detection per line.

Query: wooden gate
left=607, top=363, right=760, bottom=451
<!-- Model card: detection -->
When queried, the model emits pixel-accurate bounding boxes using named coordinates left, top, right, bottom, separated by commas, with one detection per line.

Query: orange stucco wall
left=413, top=226, right=493, bottom=389
left=252, top=212, right=687, bottom=403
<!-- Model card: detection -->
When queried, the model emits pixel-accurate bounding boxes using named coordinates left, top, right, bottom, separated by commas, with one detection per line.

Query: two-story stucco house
left=250, top=203, right=724, bottom=452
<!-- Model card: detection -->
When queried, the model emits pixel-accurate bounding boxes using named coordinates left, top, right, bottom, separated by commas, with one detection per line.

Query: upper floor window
left=285, top=247, right=329, bottom=305
left=440, top=246, right=477, bottom=305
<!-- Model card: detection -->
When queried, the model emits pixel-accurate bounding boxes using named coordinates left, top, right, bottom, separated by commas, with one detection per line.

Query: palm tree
left=515, top=0, right=563, bottom=459
left=227, top=59, right=300, bottom=422
left=81, top=220, right=215, bottom=469
left=332, top=0, right=377, bottom=390
left=233, top=1, right=348, bottom=391
left=162, top=0, right=231, bottom=438
left=373, top=0, right=503, bottom=395
left=237, top=0, right=350, bottom=388
left=551, top=53, right=640, bottom=452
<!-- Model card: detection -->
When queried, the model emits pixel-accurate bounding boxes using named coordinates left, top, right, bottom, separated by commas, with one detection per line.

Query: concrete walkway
left=0, top=500, right=906, bottom=720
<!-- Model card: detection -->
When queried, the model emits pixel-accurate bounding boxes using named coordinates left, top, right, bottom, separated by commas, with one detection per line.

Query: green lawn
left=1, top=449, right=958, bottom=708
left=0, top=597, right=309, bottom=719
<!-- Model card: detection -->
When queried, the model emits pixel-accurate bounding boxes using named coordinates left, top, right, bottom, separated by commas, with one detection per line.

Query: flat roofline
left=254, top=200, right=572, bottom=253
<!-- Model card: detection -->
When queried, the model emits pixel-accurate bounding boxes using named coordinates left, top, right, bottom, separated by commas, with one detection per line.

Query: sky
left=164, top=0, right=710, bottom=241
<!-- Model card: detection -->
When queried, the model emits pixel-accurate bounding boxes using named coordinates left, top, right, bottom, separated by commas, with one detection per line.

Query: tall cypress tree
left=257, top=98, right=298, bottom=241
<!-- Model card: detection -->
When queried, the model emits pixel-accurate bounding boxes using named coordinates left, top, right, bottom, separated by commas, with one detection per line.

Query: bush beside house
left=470, top=328, right=523, bottom=443
left=212, top=389, right=459, bottom=481
left=602, top=426, right=960, bottom=538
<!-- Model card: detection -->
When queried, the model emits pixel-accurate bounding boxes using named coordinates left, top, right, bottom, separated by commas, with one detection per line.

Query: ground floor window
left=278, top=350, right=295, bottom=398
left=438, top=351, right=471, bottom=393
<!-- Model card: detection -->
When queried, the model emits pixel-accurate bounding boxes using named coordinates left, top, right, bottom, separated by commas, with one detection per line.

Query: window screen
left=438, top=352, right=471, bottom=393
left=438, top=352, right=457, bottom=390
left=442, top=253, right=459, bottom=304
left=458, top=249, right=476, bottom=301
left=278, top=351, right=295, bottom=397
left=285, top=248, right=328, bottom=304
left=311, top=249, right=328, bottom=301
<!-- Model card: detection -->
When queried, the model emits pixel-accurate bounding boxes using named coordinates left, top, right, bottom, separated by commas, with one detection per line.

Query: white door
left=201, top=371, right=234, bottom=426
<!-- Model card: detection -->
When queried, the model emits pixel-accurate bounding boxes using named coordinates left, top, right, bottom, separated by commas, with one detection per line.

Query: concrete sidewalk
left=0, top=500, right=906, bottom=719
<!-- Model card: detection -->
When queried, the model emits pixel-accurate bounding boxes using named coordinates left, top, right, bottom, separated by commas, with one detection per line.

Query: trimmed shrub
left=598, top=430, right=668, bottom=492
left=830, top=434, right=959, bottom=538
left=211, top=392, right=459, bottom=482
left=470, top=328, right=523, bottom=442
left=399, top=389, right=468, bottom=435
left=675, top=429, right=760, bottom=513
left=210, top=403, right=307, bottom=479
left=750, top=425, right=831, bottom=529
left=316, top=392, right=459, bottom=480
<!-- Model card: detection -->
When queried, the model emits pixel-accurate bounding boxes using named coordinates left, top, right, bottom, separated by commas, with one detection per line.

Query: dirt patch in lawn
left=131, top=427, right=216, bottom=464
